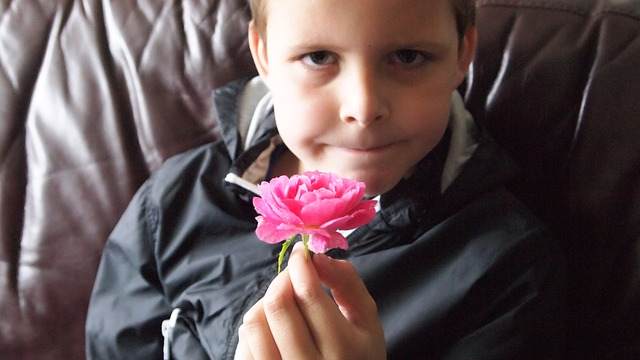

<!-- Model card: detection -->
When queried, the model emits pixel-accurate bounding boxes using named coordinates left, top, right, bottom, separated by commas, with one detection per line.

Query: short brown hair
left=249, top=0, right=476, bottom=39
left=452, top=0, right=476, bottom=38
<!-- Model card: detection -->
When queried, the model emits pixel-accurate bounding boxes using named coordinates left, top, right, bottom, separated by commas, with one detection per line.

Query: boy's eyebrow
left=388, top=41, right=451, bottom=52
left=286, top=41, right=451, bottom=53
left=287, top=43, right=347, bottom=53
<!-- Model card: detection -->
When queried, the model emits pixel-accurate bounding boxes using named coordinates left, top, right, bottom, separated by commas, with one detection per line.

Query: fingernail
left=293, top=241, right=304, bottom=252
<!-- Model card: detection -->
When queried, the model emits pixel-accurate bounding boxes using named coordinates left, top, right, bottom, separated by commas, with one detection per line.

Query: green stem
left=302, top=234, right=310, bottom=259
left=277, top=236, right=295, bottom=273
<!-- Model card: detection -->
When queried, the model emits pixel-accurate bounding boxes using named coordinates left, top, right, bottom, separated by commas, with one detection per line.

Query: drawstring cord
left=161, top=308, right=182, bottom=360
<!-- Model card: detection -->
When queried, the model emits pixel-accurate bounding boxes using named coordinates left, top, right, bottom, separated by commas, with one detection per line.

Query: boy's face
left=249, top=0, right=476, bottom=196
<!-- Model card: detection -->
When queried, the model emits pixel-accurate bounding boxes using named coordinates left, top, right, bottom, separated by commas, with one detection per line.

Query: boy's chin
left=355, top=172, right=403, bottom=198
left=354, top=166, right=418, bottom=197
left=364, top=182, right=395, bottom=197
left=312, top=165, right=408, bottom=196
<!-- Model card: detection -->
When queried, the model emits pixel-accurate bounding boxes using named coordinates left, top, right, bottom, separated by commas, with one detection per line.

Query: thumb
left=312, top=254, right=379, bottom=329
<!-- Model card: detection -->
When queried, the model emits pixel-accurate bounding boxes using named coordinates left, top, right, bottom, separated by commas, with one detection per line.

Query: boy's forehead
left=266, top=0, right=455, bottom=23
left=266, top=0, right=457, bottom=48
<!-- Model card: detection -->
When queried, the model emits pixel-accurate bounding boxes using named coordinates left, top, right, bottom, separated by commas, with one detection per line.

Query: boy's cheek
left=274, top=89, right=333, bottom=119
left=268, top=73, right=310, bottom=99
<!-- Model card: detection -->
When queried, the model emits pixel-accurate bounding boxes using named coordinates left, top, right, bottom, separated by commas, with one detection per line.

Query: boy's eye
left=301, top=51, right=336, bottom=67
left=389, top=50, right=429, bottom=66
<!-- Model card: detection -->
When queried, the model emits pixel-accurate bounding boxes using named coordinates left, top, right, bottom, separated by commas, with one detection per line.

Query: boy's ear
left=455, top=26, right=478, bottom=85
left=248, top=21, right=270, bottom=84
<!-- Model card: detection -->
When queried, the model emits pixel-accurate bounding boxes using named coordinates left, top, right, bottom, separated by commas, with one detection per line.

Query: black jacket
left=86, top=80, right=565, bottom=359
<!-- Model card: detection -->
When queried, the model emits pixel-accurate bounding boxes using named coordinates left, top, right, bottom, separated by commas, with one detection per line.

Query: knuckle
left=323, top=337, right=364, bottom=360
left=365, top=296, right=378, bottom=314
left=294, top=282, right=322, bottom=306
left=333, top=342, right=352, bottom=358
left=337, top=259, right=356, bottom=274
left=237, top=324, right=253, bottom=344
left=262, top=289, right=290, bottom=315
left=242, top=306, right=260, bottom=325
left=239, top=321, right=259, bottom=335
left=238, top=323, right=247, bottom=336
left=336, top=260, right=360, bottom=284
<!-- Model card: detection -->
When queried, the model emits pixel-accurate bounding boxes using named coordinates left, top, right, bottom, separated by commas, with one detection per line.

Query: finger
left=313, top=253, right=379, bottom=329
left=287, top=242, right=351, bottom=353
left=234, top=329, right=254, bottom=360
left=241, top=300, right=281, bottom=360
left=262, top=268, right=321, bottom=359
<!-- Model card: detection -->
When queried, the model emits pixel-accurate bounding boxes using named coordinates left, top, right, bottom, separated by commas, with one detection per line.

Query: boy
left=86, top=0, right=565, bottom=359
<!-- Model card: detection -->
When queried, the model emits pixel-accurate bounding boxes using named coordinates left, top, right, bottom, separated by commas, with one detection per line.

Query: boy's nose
left=339, top=70, right=389, bottom=127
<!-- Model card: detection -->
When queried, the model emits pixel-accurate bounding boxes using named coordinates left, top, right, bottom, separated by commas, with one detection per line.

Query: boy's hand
left=234, top=242, right=386, bottom=360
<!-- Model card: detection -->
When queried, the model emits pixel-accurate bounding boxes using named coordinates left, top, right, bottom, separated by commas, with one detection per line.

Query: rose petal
left=308, top=231, right=348, bottom=253
left=300, top=198, right=348, bottom=226
left=255, top=217, right=298, bottom=244
left=258, top=183, right=303, bottom=225
left=319, top=214, right=353, bottom=231
left=341, top=200, right=378, bottom=227
left=252, top=197, right=279, bottom=219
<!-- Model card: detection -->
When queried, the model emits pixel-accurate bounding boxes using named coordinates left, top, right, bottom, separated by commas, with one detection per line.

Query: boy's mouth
left=335, top=141, right=398, bottom=155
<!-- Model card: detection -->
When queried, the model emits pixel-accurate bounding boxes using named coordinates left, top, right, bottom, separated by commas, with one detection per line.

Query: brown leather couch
left=0, top=0, right=638, bottom=358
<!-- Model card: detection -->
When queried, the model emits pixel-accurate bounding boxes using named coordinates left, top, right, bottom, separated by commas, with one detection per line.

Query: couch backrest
left=467, top=0, right=640, bottom=357
left=0, top=1, right=254, bottom=358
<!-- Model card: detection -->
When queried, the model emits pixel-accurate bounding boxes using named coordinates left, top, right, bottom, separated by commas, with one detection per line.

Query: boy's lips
left=333, top=141, right=398, bottom=154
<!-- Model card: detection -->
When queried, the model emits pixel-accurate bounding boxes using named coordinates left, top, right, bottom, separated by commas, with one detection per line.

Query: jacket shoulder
left=145, top=140, right=230, bottom=204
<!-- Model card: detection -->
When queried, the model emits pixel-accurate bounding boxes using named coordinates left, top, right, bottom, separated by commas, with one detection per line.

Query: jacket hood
left=213, top=77, right=275, bottom=162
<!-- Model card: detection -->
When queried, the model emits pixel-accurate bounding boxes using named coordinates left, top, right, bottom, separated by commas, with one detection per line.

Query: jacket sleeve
left=85, top=181, right=169, bottom=359
left=440, top=228, right=566, bottom=360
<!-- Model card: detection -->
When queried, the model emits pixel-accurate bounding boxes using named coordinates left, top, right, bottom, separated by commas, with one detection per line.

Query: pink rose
left=253, top=171, right=377, bottom=254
